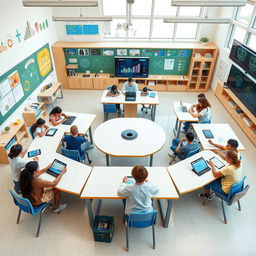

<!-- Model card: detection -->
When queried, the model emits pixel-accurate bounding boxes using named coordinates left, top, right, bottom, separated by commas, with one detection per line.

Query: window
left=176, top=24, right=198, bottom=39
left=179, top=7, right=201, bottom=17
left=154, top=0, right=177, bottom=16
left=104, top=19, right=126, bottom=38
left=152, top=19, right=174, bottom=39
left=248, top=34, right=256, bottom=51
left=235, top=4, right=254, bottom=25
left=128, top=19, right=150, bottom=38
left=132, top=0, right=152, bottom=16
left=102, top=0, right=126, bottom=15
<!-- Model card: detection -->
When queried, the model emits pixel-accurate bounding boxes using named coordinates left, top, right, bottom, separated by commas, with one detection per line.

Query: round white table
left=93, top=118, right=166, bottom=166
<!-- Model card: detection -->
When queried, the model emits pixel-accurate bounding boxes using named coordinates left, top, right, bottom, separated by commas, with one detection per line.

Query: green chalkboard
left=64, top=48, right=192, bottom=75
left=0, top=43, right=53, bottom=125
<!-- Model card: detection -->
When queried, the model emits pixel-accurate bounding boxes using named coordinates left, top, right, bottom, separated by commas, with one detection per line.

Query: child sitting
left=31, top=118, right=49, bottom=138
left=118, top=165, right=159, bottom=214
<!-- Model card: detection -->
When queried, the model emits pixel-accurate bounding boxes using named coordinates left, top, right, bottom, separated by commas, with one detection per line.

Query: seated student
left=8, top=144, right=38, bottom=194
left=49, top=106, right=69, bottom=126
left=31, top=118, right=49, bottom=138
left=199, top=150, right=242, bottom=200
left=183, top=96, right=211, bottom=131
left=121, top=77, right=138, bottom=94
left=117, top=165, right=159, bottom=214
left=63, top=125, right=94, bottom=159
left=208, top=138, right=239, bottom=160
left=106, top=84, right=121, bottom=114
left=140, top=86, right=149, bottom=96
left=19, top=161, right=67, bottom=213
left=188, top=93, right=206, bottom=111
left=168, top=132, right=199, bottom=163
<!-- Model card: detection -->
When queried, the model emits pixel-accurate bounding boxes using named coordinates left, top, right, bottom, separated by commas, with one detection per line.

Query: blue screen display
left=193, top=159, right=208, bottom=173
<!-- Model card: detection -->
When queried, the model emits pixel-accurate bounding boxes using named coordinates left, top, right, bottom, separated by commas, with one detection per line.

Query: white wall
left=0, top=0, right=58, bottom=129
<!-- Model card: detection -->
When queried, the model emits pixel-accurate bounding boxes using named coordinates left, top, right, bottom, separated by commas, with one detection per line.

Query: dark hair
left=186, top=132, right=194, bottom=142
left=227, top=139, right=239, bottom=149
left=31, top=118, right=46, bottom=133
left=8, top=144, right=23, bottom=159
left=111, top=84, right=117, bottom=91
left=70, top=125, right=78, bottom=136
left=132, top=165, right=148, bottom=183
left=226, top=150, right=241, bottom=168
left=197, top=97, right=211, bottom=111
left=142, top=87, right=148, bottom=92
left=128, top=77, right=133, bottom=82
left=49, top=106, right=62, bottom=116
left=198, top=93, right=205, bottom=98
left=19, top=161, right=39, bottom=199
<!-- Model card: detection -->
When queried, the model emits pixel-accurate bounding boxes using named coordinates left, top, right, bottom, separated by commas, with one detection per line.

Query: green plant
left=200, top=37, right=209, bottom=43
left=4, top=126, right=10, bottom=132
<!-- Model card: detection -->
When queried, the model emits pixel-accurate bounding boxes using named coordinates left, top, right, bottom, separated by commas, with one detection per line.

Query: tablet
left=46, top=159, right=67, bottom=177
left=209, top=157, right=225, bottom=169
left=191, top=157, right=211, bottom=176
left=45, top=128, right=57, bottom=137
left=150, top=92, right=156, bottom=98
left=203, top=129, right=214, bottom=139
left=127, top=176, right=135, bottom=185
left=28, top=149, right=41, bottom=158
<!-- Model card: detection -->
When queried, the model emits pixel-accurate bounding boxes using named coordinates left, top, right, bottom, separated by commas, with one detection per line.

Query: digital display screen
left=192, top=159, right=208, bottom=173
left=28, top=149, right=41, bottom=157
left=49, top=160, right=66, bottom=175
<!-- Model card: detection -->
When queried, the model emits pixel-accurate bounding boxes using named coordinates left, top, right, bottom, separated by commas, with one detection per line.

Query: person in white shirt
left=8, top=144, right=38, bottom=194
left=121, top=77, right=138, bottom=94
left=31, top=118, right=49, bottom=138
left=118, top=165, right=159, bottom=214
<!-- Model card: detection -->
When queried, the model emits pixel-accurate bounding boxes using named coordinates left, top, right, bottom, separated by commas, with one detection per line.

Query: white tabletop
left=100, top=90, right=159, bottom=105
left=80, top=166, right=179, bottom=199
left=173, top=102, right=198, bottom=122
left=167, top=150, right=228, bottom=195
left=93, top=118, right=166, bottom=157
left=192, top=123, right=245, bottom=151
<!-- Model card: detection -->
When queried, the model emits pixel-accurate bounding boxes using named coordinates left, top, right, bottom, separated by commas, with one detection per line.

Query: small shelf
left=23, top=102, right=47, bottom=126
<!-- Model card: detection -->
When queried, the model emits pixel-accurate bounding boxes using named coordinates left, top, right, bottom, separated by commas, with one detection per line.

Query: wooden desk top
left=38, top=82, right=61, bottom=97
left=192, top=123, right=246, bottom=151
left=80, top=166, right=179, bottom=199
left=173, top=101, right=198, bottom=122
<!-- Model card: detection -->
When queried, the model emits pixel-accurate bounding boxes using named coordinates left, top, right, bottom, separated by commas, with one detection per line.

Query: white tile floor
left=0, top=89, right=255, bottom=256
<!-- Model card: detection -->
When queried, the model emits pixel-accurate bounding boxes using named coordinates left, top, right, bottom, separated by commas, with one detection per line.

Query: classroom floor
left=0, top=89, right=255, bottom=256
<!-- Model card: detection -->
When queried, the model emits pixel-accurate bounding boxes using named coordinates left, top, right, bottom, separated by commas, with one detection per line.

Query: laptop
left=125, top=92, right=136, bottom=101
left=46, top=159, right=67, bottom=177
left=180, top=100, right=188, bottom=112
left=62, top=116, right=76, bottom=125
left=191, top=157, right=211, bottom=176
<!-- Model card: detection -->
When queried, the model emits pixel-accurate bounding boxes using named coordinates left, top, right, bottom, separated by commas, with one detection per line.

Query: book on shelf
left=242, top=116, right=252, bottom=127
left=194, top=52, right=201, bottom=58
left=148, top=81, right=155, bottom=86
left=228, top=100, right=236, bottom=108
left=204, top=53, right=213, bottom=58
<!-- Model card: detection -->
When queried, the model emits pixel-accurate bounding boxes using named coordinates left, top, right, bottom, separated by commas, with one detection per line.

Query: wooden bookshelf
left=215, top=82, right=256, bottom=146
left=0, top=122, right=29, bottom=164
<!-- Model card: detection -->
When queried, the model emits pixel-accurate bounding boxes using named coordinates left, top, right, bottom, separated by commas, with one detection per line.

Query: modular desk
left=80, top=166, right=179, bottom=228
left=173, top=101, right=197, bottom=138
left=25, top=112, right=96, bottom=194
left=100, top=90, right=159, bottom=121
left=167, top=150, right=227, bottom=195
left=192, top=123, right=246, bottom=151
left=93, top=118, right=166, bottom=166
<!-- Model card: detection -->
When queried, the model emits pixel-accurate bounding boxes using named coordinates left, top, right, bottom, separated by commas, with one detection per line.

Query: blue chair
left=61, top=148, right=91, bottom=164
left=29, top=126, right=35, bottom=140
left=9, top=190, right=48, bottom=237
left=201, top=119, right=211, bottom=124
left=203, top=176, right=250, bottom=224
left=103, top=104, right=117, bottom=121
left=125, top=210, right=157, bottom=251
left=170, top=146, right=201, bottom=164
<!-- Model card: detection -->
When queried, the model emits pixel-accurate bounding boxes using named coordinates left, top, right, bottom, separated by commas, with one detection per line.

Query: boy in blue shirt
left=63, top=125, right=93, bottom=159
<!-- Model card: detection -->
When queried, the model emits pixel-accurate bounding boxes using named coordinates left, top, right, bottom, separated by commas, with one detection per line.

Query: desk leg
left=88, top=126, right=94, bottom=144
left=150, top=155, right=153, bottom=167
left=95, top=199, right=102, bottom=216
left=86, top=199, right=94, bottom=227
left=106, top=154, right=110, bottom=166
left=151, top=105, right=156, bottom=121
left=176, top=121, right=182, bottom=139
left=158, top=199, right=173, bottom=228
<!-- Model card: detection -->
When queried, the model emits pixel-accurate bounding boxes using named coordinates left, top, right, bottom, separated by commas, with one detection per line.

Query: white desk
left=173, top=102, right=197, bottom=138
left=100, top=90, right=159, bottom=121
left=192, top=123, right=245, bottom=151
left=80, top=166, right=179, bottom=228
left=167, top=150, right=227, bottom=195
left=93, top=118, right=166, bottom=166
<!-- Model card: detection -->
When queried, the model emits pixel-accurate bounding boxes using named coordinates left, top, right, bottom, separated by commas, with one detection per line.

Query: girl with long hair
left=49, top=106, right=69, bottom=126
left=31, top=118, right=49, bottom=138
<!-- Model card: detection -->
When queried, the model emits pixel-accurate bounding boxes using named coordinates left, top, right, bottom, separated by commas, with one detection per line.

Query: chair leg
left=125, top=225, right=129, bottom=251
left=16, top=209, right=21, bottom=224
left=86, top=152, right=92, bottom=164
left=36, top=212, right=43, bottom=238
left=152, top=225, right=156, bottom=249
left=221, top=199, right=227, bottom=224
left=237, top=200, right=241, bottom=211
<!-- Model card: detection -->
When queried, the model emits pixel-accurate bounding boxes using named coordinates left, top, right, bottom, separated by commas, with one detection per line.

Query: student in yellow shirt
left=199, top=150, right=243, bottom=200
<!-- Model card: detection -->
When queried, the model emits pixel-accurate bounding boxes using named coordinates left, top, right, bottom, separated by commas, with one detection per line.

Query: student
left=199, top=150, right=242, bottom=200
left=183, top=97, right=211, bottom=131
left=188, top=93, right=206, bottom=112
left=168, top=132, right=199, bottom=163
left=118, top=165, right=159, bottom=214
left=63, top=125, right=94, bottom=159
left=121, top=77, right=138, bottom=94
left=31, top=118, right=49, bottom=138
left=140, top=86, right=149, bottom=96
left=106, top=84, right=121, bottom=114
left=208, top=138, right=239, bottom=160
left=19, top=161, right=67, bottom=213
left=49, top=106, right=69, bottom=126
left=8, top=144, right=38, bottom=194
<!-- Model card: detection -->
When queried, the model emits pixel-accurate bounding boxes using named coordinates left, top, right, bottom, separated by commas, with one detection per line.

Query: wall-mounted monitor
left=115, top=57, right=149, bottom=78
left=226, top=65, right=256, bottom=117
left=229, top=39, right=256, bottom=80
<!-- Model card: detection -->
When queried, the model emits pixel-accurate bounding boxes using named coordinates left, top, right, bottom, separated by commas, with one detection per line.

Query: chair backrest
left=61, top=148, right=82, bottom=162
left=29, top=126, right=35, bottom=140
left=107, top=86, right=112, bottom=90
left=126, top=210, right=157, bottom=228
left=201, top=119, right=211, bottom=124
left=229, top=184, right=250, bottom=205
left=9, top=190, right=34, bottom=215
left=186, top=147, right=201, bottom=159
left=103, top=104, right=117, bottom=113
left=227, top=176, right=248, bottom=204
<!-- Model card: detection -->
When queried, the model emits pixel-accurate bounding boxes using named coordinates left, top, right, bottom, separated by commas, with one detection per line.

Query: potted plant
left=4, top=126, right=10, bottom=134
left=200, top=37, right=209, bottom=46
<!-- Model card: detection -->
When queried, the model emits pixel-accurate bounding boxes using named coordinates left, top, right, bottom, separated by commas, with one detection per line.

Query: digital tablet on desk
left=45, top=128, right=57, bottom=137
left=28, top=149, right=41, bottom=158
left=203, top=129, right=214, bottom=139
left=150, top=92, right=156, bottom=98
left=209, top=157, right=225, bottom=169
left=127, top=176, right=135, bottom=185
left=46, top=159, right=67, bottom=177
left=191, top=157, right=211, bottom=176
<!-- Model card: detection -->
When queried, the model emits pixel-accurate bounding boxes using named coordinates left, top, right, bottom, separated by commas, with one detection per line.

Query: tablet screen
left=127, top=176, right=135, bottom=185
left=210, top=157, right=225, bottom=169
left=192, top=158, right=208, bottom=173
left=28, top=149, right=41, bottom=157
left=203, top=129, right=214, bottom=139
left=49, top=159, right=66, bottom=175
left=46, top=128, right=57, bottom=136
